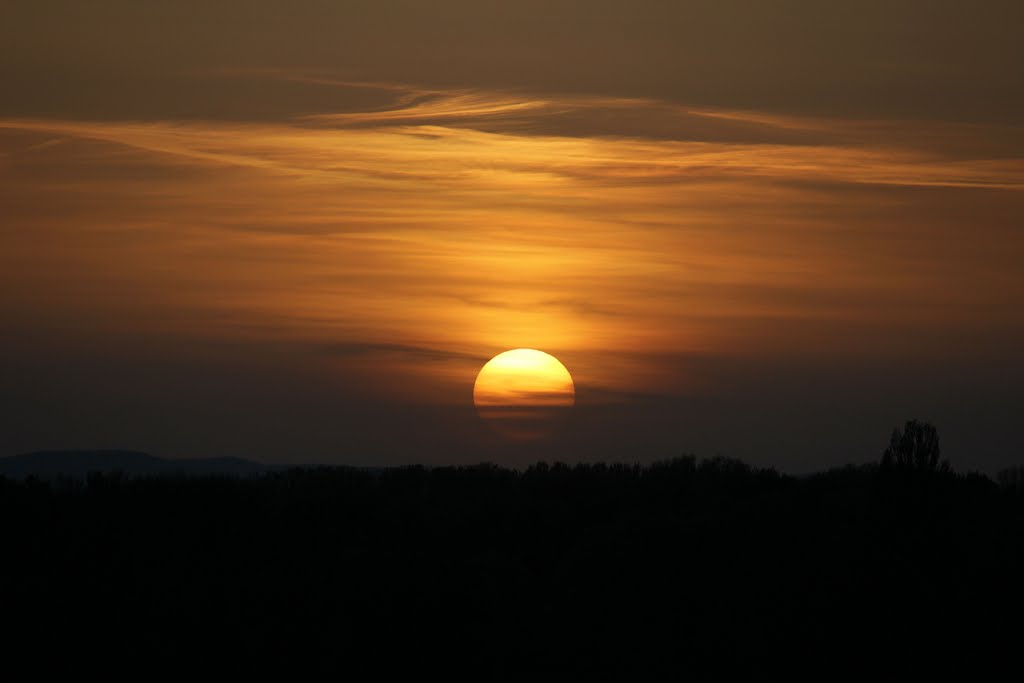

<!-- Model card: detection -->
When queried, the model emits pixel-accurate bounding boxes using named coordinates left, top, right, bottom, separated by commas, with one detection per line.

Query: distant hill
left=0, top=450, right=275, bottom=479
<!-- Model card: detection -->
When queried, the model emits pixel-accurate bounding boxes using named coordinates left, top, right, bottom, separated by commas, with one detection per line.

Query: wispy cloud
left=2, top=81, right=1022, bottom=402
left=4, top=91, right=1022, bottom=190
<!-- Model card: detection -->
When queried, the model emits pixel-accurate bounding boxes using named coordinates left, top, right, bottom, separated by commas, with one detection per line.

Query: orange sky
left=2, top=2, right=1023, bottom=469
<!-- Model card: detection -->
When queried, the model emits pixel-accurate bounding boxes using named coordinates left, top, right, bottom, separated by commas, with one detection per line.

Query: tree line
left=2, top=420, right=1022, bottom=679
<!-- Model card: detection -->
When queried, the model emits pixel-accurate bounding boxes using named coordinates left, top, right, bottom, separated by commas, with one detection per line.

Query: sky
left=3, top=1, right=1023, bottom=471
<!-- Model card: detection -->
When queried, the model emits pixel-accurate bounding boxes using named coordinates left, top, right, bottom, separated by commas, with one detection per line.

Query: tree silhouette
left=880, top=419, right=950, bottom=474
left=997, top=465, right=1024, bottom=491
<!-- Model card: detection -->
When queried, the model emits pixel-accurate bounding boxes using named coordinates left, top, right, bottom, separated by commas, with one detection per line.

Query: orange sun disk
left=473, top=349, right=575, bottom=440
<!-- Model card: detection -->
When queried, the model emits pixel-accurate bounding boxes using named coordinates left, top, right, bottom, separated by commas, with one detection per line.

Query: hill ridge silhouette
left=0, top=449, right=275, bottom=478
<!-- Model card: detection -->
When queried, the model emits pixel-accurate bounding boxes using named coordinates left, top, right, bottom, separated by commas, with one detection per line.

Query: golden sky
left=2, top=2, right=1023, bottom=469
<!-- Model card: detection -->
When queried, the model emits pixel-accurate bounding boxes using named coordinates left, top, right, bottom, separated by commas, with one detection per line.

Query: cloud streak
left=4, top=86, right=1022, bottom=191
left=1, top=81, right=1022, bottom=408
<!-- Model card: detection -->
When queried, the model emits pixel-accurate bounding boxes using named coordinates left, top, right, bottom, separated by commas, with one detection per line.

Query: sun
left=473, top=349, right=575, bottom=439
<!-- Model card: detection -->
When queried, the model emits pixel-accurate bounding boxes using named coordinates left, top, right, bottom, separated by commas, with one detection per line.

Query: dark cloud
left=318, top=341, right=487, bottom=363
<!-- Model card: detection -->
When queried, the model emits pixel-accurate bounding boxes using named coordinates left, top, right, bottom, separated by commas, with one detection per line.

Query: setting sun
left=473, top=349, right=575, bottom=439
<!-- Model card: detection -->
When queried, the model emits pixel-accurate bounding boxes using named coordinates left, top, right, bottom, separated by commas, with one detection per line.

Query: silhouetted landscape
left=4, top=421, right=1023, bottom=679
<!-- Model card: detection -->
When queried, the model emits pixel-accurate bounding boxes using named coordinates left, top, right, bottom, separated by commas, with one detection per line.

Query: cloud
left=318, top=341, right=487, bottom=364
left=3, top=80, right=1022, bottom=192
left=1, top=81, right=1022, bottom=432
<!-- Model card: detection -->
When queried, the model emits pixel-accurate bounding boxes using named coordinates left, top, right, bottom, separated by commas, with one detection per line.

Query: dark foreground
left=4, top=458, right=1023, bottom=679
